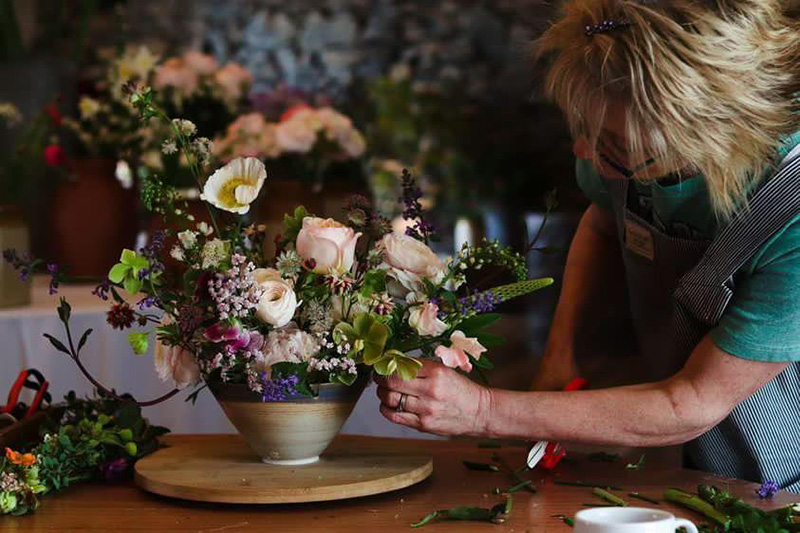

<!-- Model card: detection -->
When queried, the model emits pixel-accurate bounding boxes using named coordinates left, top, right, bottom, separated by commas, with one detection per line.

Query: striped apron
left=605, top=147, right=800, bottom=492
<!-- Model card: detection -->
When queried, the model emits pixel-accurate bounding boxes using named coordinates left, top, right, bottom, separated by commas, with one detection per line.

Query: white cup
left=574, top=507, right=698, bottom=532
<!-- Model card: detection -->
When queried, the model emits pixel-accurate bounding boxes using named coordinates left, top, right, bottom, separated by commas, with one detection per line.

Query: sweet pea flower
left=434, top=330, right=486, bottom=373
left=204, top=322, right=251, bottom=350
left=408, top=295, right=448, bottom=337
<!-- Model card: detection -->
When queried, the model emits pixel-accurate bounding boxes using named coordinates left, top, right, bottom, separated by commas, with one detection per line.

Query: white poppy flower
left=200, top=157, right=267, bottom=214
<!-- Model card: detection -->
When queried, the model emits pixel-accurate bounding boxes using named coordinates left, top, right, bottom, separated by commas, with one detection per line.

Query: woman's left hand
left=374, top=359, right=493, bottom=437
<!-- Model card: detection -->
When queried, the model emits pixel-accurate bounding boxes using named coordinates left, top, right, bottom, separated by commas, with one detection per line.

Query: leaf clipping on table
left=625, top=454, right=646, bottom=470
left=593, top=487, right=628, bottom=507
left=462, top=460, right=500, bottom=472
left=411, top=497, right=513, bottom=528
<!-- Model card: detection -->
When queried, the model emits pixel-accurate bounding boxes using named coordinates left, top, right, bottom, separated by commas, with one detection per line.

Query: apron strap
left=675, top=147, right=800, bottom=325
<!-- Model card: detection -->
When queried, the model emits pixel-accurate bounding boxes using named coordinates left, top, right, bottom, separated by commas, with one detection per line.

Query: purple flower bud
left=100, top=457, right=129, bottom=482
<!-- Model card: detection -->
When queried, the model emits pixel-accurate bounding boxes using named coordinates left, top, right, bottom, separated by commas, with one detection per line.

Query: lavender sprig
left=400, top=169, right=435, bottom=243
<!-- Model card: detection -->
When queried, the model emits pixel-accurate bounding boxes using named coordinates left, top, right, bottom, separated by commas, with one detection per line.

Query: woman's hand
left=374, top=359, right=493, bottom=437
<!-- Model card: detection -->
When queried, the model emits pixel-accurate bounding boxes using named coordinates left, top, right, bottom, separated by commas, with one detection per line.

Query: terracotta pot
left=209, top=373, right=368, bottom=465
left=0, top=205, right=31, bottom=308
left=50, top=158, right=138, bottom=278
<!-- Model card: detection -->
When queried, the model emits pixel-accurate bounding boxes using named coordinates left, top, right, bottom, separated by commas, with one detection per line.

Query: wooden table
left=11, top=434, right=798, bottom=531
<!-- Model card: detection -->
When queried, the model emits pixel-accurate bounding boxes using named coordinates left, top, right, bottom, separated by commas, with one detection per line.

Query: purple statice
left=46, top=262, right=60, bottom=294
left=2, top=248, right=33, bottom=281
left=261, top=373, right=300, bottom=402
left=400, top=169, right=435, bottom=243
left=207, top=254, right=263, bottom=321
left=92, top=278, right=111, bottom=300
left=458, top=291, right=501, bottom=316
left=136, top=230, right=166, bottom=280
left=757, top=481, right=779, bottom=499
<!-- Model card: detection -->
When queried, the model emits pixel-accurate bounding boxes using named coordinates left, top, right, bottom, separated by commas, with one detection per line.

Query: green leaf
left=361, top=269, right=387, bottom=298
left=471, top=354, right=494, bottom=370
left=43, top=333, right=70, bottom=355
left=108, top=263, right=130, bottom=284
left=128, top=333, right=149, bottom=355
left=123, top=275, right=141, bottom=295
left=457, top=313, right=501, bottom=335
left=475, top=332, right=505, bottom=348
left=119, top=249, right=137, bottom=266
left=394, top=353, right=423, bottom=380
left=77, top=328, right=93, bottom=353
left=330, top=372, right=358, bottom=386
left=333, top=322, right=356, bottom=345
left=372, top=354, right=397, bottom=376
left=363, top=323, right=389, bottom=364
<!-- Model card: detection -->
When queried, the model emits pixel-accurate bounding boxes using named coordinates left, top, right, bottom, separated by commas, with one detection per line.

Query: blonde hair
left=537, top=0, right=799, bottom=217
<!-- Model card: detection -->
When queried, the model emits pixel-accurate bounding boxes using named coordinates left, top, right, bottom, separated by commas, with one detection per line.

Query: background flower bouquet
left=33, top=84, right=552, bottom=464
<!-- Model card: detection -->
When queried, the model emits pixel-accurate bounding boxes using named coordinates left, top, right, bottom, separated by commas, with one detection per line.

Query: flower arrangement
left=19, top=83, right=551, bottom=407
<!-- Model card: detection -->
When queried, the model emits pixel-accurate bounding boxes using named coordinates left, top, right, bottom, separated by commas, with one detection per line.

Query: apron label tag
left=625, top=219, right=655, bottom=260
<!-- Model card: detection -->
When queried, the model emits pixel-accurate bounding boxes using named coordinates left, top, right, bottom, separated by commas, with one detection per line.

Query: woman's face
left=572, top=104, right=665, bottom=181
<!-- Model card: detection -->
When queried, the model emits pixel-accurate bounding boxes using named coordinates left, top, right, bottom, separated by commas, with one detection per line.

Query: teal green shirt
left=576, top=131, right=800, bottom=362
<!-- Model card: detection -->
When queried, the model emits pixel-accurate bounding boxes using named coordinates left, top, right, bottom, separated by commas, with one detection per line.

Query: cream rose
left=154, top=339, right=201, bottom=389
left=258, top=325, right=320, bottom=378
left=296, top=217, right=361, bottom=274
left=254, top=268, right=298, bottom=327
left=408, top=298, right=448, bottom=337
left=380, top=233, right=445, bottom=296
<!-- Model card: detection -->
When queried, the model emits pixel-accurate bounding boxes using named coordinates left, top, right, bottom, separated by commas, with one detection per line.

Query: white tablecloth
left=0, top=277, right=439, bottom=439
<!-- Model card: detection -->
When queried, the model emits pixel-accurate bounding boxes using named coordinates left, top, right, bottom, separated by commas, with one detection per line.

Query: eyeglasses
left=597, top=138, right=657, bottom=179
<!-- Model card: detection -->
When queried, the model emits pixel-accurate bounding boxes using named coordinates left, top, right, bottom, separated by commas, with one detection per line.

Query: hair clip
left=584, top=19, right=632, bottom=36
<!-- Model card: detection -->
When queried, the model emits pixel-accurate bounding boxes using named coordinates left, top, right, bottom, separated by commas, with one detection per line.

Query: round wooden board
left=135, top=435, right=433, bottom=504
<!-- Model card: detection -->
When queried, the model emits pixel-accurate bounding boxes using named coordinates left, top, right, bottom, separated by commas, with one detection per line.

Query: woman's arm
left=532, top=203, right=624, bottom=391
left=376, top=335, right=788, bottom=446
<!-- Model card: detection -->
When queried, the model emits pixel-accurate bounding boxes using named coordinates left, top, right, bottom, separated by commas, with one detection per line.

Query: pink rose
left=154, top=340, right=201, bottom=389
left=182, top=51, right=218, bottom=76
left=153, top=57, right=198, bottom=95
left=408, top=299, right=448, bottom=337
left=214, top=62, right=253, bottom=102
left=434, top=331, right=486, bottom=373
left=296, top=217, right=361, bottom=274
left=380, top=233, right=445, bottom=296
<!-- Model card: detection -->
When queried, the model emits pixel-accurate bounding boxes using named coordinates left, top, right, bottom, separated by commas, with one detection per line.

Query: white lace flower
left=173, top=118, right=197, bottom=136
left=177, top=230, right=198, bottom=249
left=162, top=139, right=178, bottom=155
left=197, top=221, right=214, bottom=236
left=201, top=238, right=229, bottom=269
left=170, top=245, right=185, bottom=262
left=200, top=157, right=267, bottom=214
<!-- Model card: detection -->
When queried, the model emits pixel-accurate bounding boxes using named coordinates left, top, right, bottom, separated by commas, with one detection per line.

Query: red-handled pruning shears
left=2, top=369, right=51, bottom=420
left=526, top=377, right=589, bottom=470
